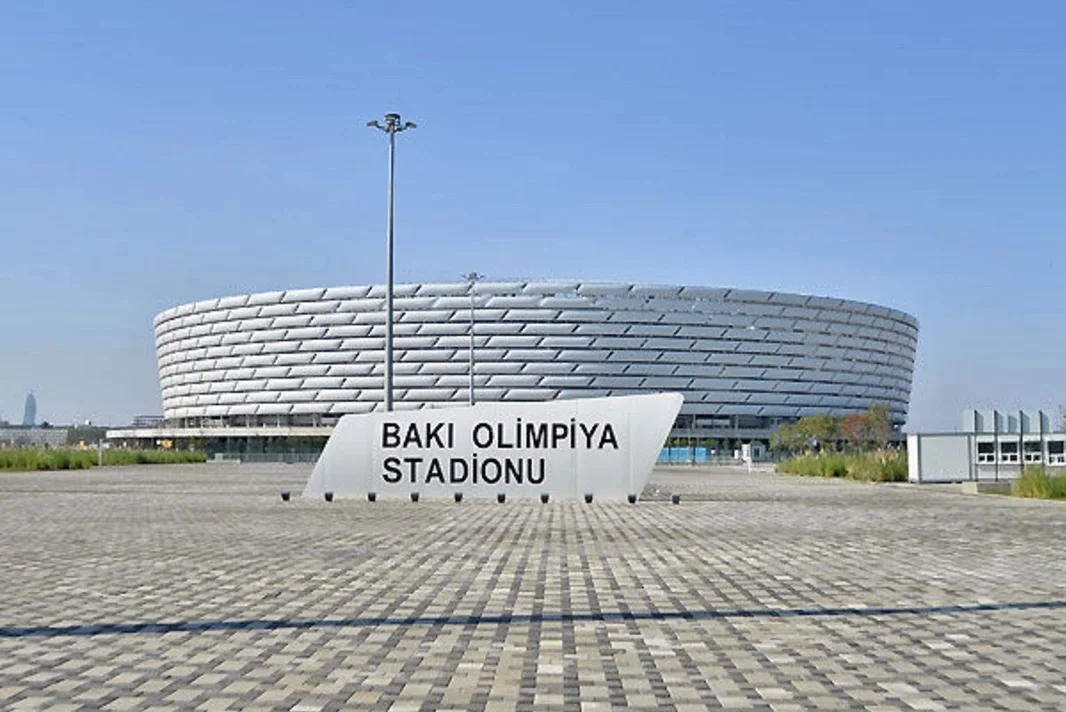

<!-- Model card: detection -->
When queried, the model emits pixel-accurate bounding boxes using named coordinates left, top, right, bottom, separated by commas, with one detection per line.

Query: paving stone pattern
left=1, top=464, right=1064, bottom=711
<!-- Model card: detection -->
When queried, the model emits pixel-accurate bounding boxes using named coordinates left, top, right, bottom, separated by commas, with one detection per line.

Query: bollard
left=497, top=492, right=506, bottom=504
left=540, top=493, right=550, bottom=504
left=280, top=491, right=291, bottom=502
left=627, top=493, right=637, bottom=504
left=324, top=492, right=334, bottom=502
left=454, top=492, right=463, bottom=503
left=367, top=492, right=377, bottom=502
left=410, top=492, right=420, bottom=503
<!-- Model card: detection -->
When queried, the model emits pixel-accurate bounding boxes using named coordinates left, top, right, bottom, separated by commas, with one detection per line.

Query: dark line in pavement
left=2, top=600, right=1064, bottom=639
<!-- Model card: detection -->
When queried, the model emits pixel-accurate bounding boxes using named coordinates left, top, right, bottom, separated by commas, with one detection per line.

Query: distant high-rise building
left=23, top=392, right=36, bottom=427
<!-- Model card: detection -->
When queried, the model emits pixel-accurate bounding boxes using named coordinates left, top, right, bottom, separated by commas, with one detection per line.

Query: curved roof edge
left=154, top=281, right=918, bottom=330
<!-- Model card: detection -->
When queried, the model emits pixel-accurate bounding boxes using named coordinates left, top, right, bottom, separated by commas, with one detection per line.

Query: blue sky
left=1, top=1, right=1063, bottom=429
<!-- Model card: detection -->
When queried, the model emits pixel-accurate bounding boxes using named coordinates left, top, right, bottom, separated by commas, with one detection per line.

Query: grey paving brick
left=0, top=463, right=1064, bottom=710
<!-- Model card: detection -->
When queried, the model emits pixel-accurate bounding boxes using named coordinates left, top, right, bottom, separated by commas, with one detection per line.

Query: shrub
left=778, top=449, right=907, bottom=483
left=102, top=449, right=206, bottom=466
left=0, top=448, right=205, bottom=471
left=1013, top=466, right=1051, bottom=498
left=0, top=449, right=93, bottom=471
left=1013, top=466, right=1066, bottom=500
left=1049, top=472, right=1066, bottom=500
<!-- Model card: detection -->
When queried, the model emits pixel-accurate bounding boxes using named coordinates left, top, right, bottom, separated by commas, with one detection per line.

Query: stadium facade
left=110, top=281, right=918, bottom=452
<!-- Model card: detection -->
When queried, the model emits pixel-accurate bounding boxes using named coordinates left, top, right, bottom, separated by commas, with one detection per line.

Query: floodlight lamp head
left=367, top=120, right=381, bottom=128
left=404, top=121, right=417, bottom=129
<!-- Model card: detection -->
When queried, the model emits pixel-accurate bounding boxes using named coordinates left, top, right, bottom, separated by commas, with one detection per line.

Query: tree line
left=771, top=405, right=894, bottom=454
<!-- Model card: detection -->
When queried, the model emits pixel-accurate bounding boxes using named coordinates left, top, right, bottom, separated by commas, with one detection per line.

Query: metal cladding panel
left=540, top=375, right=595, bottom=388
left=474, top=362, right=525, bottom=375
left=486, top=335, right=542, bottom=348
left=472, top=281, right=524, bottom=295
left=499, top=388, right=557, bottom=401
left=367, top=284, right=419, bottom=298
left=399, top=309, right=453, bottom=323
left=258, top=303, right=298, bottom=318
left=548, top=309, right=603, bottom=323
left=256, top=403, right=293, bottom=415
left=278, top=390, right=317, bottom=402
left=354, top=312, right=388, bottom=325
left=200, top=310, right=228, bottom=324
left=483, top=295, right=543, bottom=309
left=211, top=322, right=242, bottom=336
left=590, top=376, right=645, bottom=389
left=570, top=323, right=624, bottom=336
left=657, top=352, right=708, bottom=365
left=498, top=309, right=560, bottom=323
left=471, top=323, right=524, bottom=337
left=724, top=289, right=773, bottom=303
left=418, top=361, right=469, bottom=375
left=155, top=281, right=917, bottom=424
left=405, top=388, right=458, bottom=401
left=538, top=296, right=594, bottom=310
left=393, top=336, right=440, bottom=350
left=309, top=313, right=356, bottom=328
left=402, top=350, right=458, bottom=362
left=577, top=283, right=632, bottom=297
left=541, top=336, right=594, bottom=349
left=411, top=322, right=472, bottom=337
left=521, top=362, right=575, bottom=375
left=517, top=322, right=571, bottom=336
left=698, top=390, right=749, bottom=403
left=483, top=374, right=542, bottom=388
left=322, top=286, right=370, bottom=300
left=414, top=282, right=468, bottom=297
left=327, top=401, right=375, bottom=414
left=521, top=281, right=580, bottom=294
left=639, top=338, right=690, bottom=351
left=641, top=376, right=692, bottom=390
left=677, top=326, right=728, bottom=339
left=286, top=364, right=329, bottom=377
left=426, top=296, right=469, bottom=311
left=677, top=286, right=729, bottom=300
left=261, top=342, right=300, bottom=354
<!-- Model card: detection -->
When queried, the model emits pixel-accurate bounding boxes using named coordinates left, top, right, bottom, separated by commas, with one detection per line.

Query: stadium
left=112, top=281, right=918, bottom=454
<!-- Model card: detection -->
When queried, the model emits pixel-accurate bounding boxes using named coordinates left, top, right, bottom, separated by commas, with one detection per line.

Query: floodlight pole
left=462, top=272, right=485, bottom=405
left=367, top=113, right=417, bottom=412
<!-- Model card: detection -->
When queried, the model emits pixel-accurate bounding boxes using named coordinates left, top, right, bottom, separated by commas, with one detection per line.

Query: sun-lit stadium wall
left=153, top=281, right=918, bottom=430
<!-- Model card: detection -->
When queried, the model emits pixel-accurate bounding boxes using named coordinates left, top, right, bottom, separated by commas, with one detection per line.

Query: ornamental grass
left=1012, top=465, right=1066, bottom=500
left=777, top=449, right=907, bottom=483
left=0, top=449, right=205, bottom=471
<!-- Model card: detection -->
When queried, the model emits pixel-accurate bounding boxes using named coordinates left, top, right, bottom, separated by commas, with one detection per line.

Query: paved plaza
left=1, top=464, right=1064, bottom=711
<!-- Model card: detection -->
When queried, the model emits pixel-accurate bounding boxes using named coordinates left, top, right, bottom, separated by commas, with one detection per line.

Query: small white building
left=907, top=409, right=1065, bottom=483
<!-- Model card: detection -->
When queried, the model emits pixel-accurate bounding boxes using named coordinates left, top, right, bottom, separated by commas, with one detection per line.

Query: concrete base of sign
left=304, top=393, right=683, bottom=501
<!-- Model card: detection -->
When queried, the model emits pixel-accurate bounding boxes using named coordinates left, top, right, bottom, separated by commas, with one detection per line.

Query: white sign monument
left=304, top=393, right=682, bottom=500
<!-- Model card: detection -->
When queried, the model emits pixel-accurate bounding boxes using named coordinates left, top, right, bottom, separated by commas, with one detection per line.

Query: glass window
left=977, top=441, right=995, bottom=463
left=999, top=441, right=1019, bottom=463
left=1024, top=441, right=1042, bottom=462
